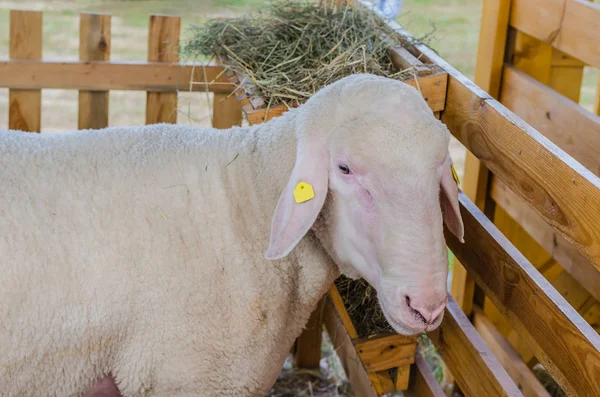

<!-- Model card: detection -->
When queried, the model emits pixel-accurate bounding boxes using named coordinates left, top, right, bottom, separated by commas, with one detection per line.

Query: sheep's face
left=266, top=74, right=464, bottom=335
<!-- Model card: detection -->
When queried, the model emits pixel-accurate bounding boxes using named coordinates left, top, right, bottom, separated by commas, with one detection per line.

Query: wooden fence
left=1, top=2, right=599, bottom=396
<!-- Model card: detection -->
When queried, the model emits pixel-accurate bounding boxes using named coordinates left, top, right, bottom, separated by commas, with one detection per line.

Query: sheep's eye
left=338, top=164, right=351, bottom=175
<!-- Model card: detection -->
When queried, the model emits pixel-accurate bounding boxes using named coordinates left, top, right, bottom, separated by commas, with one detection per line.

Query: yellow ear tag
left=294, top=182, right=315, bottom=203
left=451, top=164, right=460, bottom=185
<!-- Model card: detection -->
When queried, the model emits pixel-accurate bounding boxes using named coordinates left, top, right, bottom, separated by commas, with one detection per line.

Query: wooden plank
left=0, top=60, right=232, bottom=93
left=388, top=45, right=433, bottom=76
left=212, top=93, right=242, bottom=129
left=79, top=13, right=111, bottom=130
left=444, top=192, right=600, bottom=397
left=510, top=0, right=600, bottom=69
left=394, top=364, right=411, bottom=391
left=405, top=351, right=446, bottom=397
left=428, top=296, right=522, bottom=397
left=294, top=298, right=324, bottom=369
left=403, top=72, right=447, bottom=113
left=354, top=335, right=416, bottom=372
left=327, top=284, right=358, bottom=339
left=440, top=66, right=600, bottom=273
left=146, top=15, right=180, bottom=125
left=473, top=309, right=551, bottom=397
left=9, top=10, right=42, bottom=133
left=449, top=0, right=510, bottom=316
left=323, top=296, right=378, bottom=397
left=490, top=178, right=600, bottom=302
left=501, top=65, right=600, bottom=176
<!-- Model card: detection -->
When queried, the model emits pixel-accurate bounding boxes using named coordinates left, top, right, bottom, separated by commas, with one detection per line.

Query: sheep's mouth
left=379, top=301, right=422, bottom=336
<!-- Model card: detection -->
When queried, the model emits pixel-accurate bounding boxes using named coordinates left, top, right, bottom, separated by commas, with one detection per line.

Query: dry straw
left=182, top=0, right=420, bottom=108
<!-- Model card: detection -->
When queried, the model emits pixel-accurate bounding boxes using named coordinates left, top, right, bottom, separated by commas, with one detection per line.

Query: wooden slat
left=395, top=364, right=411, bottom=391
left=450, top=0, right=510, bottom=316
left=428, top=296, right=522, bottom=397
left=440, top=65, right=600, bottom=273
left=405, top=351, right=446, bottom=397
left=354, top=335, right=416, bottom=372
left=490, top=178, right=600, bottom=302
left=403, top=72, right=447, bottom=113
left=146, top=15, right=180, bottom=125
left=510, top=0, right=600, bottom=69
left=0, top=60, right=232, bottom=93
left=500, top=65, right=600, bottom=176
left=323, top=296, right=377, bottom=397
left=294, top=298, right=324, bottom=369
left=444, top=192, right=600, bottom=396
left=212, top=93, right=242, bottom=129
left=388, top=45, right=433, bottom=76
left=473, top=309, right=551, bottom=397
left=9, top=10, right=42, bottom=133
left=79, top=13, right=111, bottom=130
left=327, top=285, right=358, bottom=338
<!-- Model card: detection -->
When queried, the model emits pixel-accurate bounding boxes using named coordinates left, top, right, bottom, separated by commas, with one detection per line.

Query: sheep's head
left=265, top=74, right=464, bottom=335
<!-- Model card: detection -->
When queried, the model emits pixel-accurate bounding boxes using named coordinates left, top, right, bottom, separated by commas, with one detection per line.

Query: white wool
left=0, top=74, right=458, bottom=396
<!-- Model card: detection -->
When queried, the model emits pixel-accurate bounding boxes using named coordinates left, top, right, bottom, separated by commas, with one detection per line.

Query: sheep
left=0, top=73, right=464, bottom=397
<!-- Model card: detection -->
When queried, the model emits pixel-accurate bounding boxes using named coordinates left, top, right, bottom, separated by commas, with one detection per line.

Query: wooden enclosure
left=1, top=1, right=599, bottom=396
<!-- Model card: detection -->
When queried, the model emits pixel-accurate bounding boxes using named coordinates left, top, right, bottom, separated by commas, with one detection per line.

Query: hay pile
left=334, top=275, right=394, bottom=339
left=182, top=0, right=426, bottom=109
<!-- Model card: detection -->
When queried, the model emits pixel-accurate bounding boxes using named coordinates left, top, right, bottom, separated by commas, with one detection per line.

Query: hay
left=182, top=0, right=428, bottom=108
left=334, top=275, right=394, bottom=339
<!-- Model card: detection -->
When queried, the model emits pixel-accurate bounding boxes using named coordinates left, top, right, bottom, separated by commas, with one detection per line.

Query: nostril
left=406, top=296, right=448, bottom=325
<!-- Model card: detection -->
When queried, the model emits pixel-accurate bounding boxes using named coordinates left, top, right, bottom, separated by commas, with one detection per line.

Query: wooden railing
left=1, top=2, right=599, bottom=396
left=450, top=0, right=600, bottom=395
left=1, top=10, right=238, bottom=133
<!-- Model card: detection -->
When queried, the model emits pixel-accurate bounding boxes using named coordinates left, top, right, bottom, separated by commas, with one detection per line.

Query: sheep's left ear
left=439, top=152, right=465, bottom=243
left=265, top=143, right=329, bottom=260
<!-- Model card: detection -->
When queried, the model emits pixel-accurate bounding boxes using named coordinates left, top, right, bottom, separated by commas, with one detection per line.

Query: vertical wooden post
left=79, top=13, right=111, bottom=130
left=449, top=0, right=511, bottom=316
left=212, top=93, right=243, bottom=129
left=9, top=10, right=42, bottom=133
left=294, top=298, right=325, bottom=369
left=146, top=15, right=180, bottom=125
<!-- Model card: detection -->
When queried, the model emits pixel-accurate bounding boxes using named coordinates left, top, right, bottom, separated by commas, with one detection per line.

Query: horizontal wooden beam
left=510, top=0, right=600, bottom=69
left=490, top=178, right=600, bottom=302
left=500, top=65, right=600, bottom=176
left=429, top=296, right=522, bottom=397
left=404, top=351, right=446, bottom=397
left=0, top=60, right=233, bottom=93
left=444, top=192, right=600, bottom=396
left=473, top=308, right=551, bottom=397
left=441, top=65, right=600, bottom=273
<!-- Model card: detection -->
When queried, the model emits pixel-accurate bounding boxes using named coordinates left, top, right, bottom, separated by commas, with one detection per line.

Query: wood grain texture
left=444, top=192, right=600, bottom=397
left=323, top=297, right=378, bottom=397
left=9, top=10, right=42, bottom=133
left=405, top=352, right=446, bottom=397
left=327, top=284, right=358, bottom=339
left=212, top=93, right=242, bottom=129
left=394, top=364, right=411, bottom=391
left=355, top=335, right=416, bottom=372
left=510, top=0, right=600, bottom=69
left=501, top=65, right=600, bottom=176
left=294, top=298, right=324, bottom=369
left=79, top=13, right=111, bottom=130
left=490, top=178, right=600, bottom=302
left=0, top=61, right=232, bottom=93
left=473, top=309, right=551, bottom=397
left=146, top=15, right=180, bottom=125
left=428, top=296, right=522, bottom=397
left=449, top=0, right=510, bottom=316
left=441, top=72, right=600, bottom=273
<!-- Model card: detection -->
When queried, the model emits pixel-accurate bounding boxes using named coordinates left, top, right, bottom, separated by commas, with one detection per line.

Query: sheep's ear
left=265, top=145, right=329, bottom=260
left=439, top=152, right=465, bottom=243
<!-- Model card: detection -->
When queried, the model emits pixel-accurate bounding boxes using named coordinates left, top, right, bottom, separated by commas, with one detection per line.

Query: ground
left=0, top=1, right=597, bottom=396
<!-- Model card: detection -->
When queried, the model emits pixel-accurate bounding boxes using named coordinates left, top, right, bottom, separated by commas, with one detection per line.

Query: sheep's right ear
left=265, top=144, right=329, bottom=260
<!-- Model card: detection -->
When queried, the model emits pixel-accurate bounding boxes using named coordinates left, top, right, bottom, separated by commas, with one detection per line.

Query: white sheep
left=0, top=73, right=463, bottom=397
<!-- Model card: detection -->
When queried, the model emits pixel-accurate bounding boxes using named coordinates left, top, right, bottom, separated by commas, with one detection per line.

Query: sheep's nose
left=405, top=295, right=447, bottom=325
